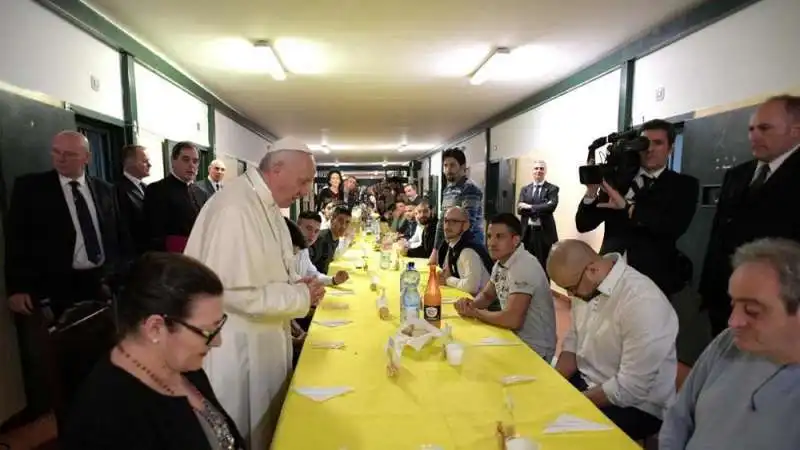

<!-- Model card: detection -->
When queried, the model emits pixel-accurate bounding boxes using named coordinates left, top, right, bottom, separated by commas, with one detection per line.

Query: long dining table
left=271, top=242, right=640, bottom=450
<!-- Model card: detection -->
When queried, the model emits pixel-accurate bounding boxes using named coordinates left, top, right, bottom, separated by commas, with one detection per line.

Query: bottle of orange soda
left=423, top=264, right=442, bottom=327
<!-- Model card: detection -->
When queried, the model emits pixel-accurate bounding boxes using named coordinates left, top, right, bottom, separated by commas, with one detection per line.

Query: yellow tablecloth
left=271, top=249, right=639, bottom=450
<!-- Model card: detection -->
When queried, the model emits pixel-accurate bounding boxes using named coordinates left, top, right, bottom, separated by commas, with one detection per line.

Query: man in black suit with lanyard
left=576, top=119, right=708, bottom=370
left=700, top=95, right=800, bottom=336
left=116, top=144, right=151, bottom=255
left=5, top=130, right=129, bottom=415
left=517, top=160, right=559, bottom=275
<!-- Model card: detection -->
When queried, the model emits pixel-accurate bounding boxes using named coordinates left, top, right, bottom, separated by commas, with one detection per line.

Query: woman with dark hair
left=316, top=170, right=343, bottom=210
left=61, top=253, right=245, bottom=450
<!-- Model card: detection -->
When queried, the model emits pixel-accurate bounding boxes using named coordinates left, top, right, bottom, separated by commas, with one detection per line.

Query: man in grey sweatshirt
left=659, top=238, right=800, bottom=450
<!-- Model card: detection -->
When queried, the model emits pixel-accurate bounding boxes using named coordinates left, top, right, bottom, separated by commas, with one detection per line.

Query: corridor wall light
left=253, top=40, right=287, bottom=81
left=470, top=47, right=511, bottom=86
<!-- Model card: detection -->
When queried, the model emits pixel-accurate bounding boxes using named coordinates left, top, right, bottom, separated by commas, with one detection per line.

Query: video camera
left=578, top=127, right=651, bottom=188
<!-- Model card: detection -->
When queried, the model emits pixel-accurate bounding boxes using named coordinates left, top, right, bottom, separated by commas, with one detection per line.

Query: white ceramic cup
left=445, top=343, right=464, bottom=366
left=505, top=437, right=539, bottom=450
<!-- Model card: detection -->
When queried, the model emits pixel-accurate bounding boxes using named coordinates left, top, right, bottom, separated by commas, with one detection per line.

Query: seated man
left=405, top=200, right=438, bottom=258
left=436, top=206, right=492, bottom=296
left=309, top=205, right=352, bottom=274
left=547, top=239, right=678, bottom=441
left=289, top=213, right=348, bottom=286
left=454, top=213, right=557, bottom=361
left=659, top=238, right=800, bottom=450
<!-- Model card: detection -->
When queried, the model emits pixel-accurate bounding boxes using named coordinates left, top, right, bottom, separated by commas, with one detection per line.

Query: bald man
left=5, top=130, right=128, bottom=414
left=700, top=94, right=800, bottom=336
left=198, top=158, right=227, bottom=196
left=436, top=206, right=493, bottom=296
left=185, top=137, right=324, bottom=449
left=548, top=239, right=678, bottom=441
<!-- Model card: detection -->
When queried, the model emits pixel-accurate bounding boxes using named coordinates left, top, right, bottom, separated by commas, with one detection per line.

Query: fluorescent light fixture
left=470, top=47, right=511, bottom=86
left=253, top=41, right=287, bottom=81
left=397, top=144, right=407, bottom=153
left=317, top=161, right=409, bottom=166
left=308, top=143, right=435, bottom=152
left=273, top=38, right=328, bottom=75
left=334, top=160, right=340, bottom=167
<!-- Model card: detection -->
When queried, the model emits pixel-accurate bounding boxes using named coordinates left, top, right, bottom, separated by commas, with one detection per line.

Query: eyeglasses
left=164, top=314, right=228, bottom=346
left=443, top=218, right=467, bottom=225
left=564, top=265, right=589, bottom=295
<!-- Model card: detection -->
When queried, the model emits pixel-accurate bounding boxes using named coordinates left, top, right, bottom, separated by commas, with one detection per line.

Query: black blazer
left=576, top=169, right=699, bottom=295
left=196, top=178, right=220, bottom=198
left=61, top=355, right=246, bottom=450
left=5, top=170, right=129, bottom=299
left=116, top=177, right=147, bottom=255
left=142, top=174, right=209, bottom=251
left=699, top=150, right=800, bottom=307
left=407, top=217, right=438, bottom=259
left=517, top=181, right=559, bottom=245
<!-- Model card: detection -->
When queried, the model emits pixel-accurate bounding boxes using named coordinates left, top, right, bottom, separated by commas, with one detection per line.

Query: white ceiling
left=85, top=0, right=703, bottom=163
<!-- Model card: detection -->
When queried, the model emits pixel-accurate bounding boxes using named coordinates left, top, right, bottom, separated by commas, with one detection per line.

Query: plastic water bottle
left=380, top=235, right=393, bottom=269
left=400, top=262, right=421, bottom=320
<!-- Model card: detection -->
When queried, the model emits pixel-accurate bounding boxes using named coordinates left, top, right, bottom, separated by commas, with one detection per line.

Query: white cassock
left=184, top=167, right=310, bottom=450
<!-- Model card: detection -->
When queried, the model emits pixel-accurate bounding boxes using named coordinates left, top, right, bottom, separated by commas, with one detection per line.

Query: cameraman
left=575, top=119, right=709, bottom=369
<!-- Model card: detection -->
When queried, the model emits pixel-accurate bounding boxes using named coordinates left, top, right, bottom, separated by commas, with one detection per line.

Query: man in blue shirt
left=433, top=147, right=484, bottom=250
left=659, top=238, right=800, bottom=450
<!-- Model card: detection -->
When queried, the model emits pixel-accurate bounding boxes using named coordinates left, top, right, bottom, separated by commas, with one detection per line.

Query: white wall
left=491, top=69, right=621, bottom=251
left=214, top=110, right=269, bottom=163
left=135, top=62, right=209, bottom=147
left=0, top=0, right=124, bottom=120
left=461, top=132, right=487, bottom=193
left=633, top=0, right=800, bottom=121
left=430, top=151, right=443, bottom=211
left=420, top=157, right=430, bottom=192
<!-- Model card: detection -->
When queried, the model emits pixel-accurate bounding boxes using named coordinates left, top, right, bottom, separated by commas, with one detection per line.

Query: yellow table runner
left=271, top=249, right=639, bottom=450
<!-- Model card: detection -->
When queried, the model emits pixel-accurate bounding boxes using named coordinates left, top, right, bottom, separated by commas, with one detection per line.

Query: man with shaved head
left=548, top=239, right=678, bottom=441
left=700, top=94, right=800, bottom=336
left=185, top=137, right=324, bottom=449
left=436, top=206, right=493, bottom=296
left=5, top=130, right=127, bottom=414
left=198, top=158, right=227, bottom=196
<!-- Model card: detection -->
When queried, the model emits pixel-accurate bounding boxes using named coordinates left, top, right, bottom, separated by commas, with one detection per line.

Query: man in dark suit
left=406, top=200, right=438, bottom=258
left=576, top=119, right=708, bottom=369
left=5, top=130, right=129, bottom=417
left=6, top=130, right=129, bottom=318
left=143, top=142, right=209, bottom=252
left=517, top=160, right=559, bottom=274
left=700, top=95, right=800, bottom=336
left=197, top=159, right=226, bottom=197
left=116, top=144, right=151, bottom=255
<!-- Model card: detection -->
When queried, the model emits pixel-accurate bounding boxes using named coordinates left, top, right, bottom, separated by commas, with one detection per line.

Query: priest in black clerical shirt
left=143, top=142, right=209, bottom=252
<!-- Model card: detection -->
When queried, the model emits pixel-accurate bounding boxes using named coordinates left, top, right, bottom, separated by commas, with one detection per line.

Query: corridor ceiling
left=85, top=0, right=703, bottom=163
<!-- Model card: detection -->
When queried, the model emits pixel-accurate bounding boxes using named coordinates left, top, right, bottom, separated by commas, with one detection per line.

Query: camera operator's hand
left=596, top=181, right=627, bottom=210
left=585, top=184, right=601, bottom=200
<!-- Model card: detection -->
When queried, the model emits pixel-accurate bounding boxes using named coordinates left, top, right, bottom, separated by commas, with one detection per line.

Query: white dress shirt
left=444, top=241, right=490, bottom=295
left=407, top=222, right=424, bottom=249
left=562, top=253, right=678, bottom=418
left=59, top=173, right=104, bottom=269
left=123, top=171, right=145, bottom=195
left=294, top=248, right=333, bottom=285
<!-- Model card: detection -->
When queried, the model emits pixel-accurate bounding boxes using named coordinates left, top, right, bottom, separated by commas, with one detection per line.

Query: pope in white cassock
left=184, top=137, right=325, bottom=449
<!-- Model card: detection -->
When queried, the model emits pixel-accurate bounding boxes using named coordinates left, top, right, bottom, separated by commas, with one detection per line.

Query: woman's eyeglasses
left=164, top=314, right=228, bottom=346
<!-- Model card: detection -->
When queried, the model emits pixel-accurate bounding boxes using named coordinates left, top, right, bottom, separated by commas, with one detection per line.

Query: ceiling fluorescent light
left=253, top=41, right=287, bottom=81
left=470, top=47, right=511, bottom=86
left=398, top=144, right=407, bottom=153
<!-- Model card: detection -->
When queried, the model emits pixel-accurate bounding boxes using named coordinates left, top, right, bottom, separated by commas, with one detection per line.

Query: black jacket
left=437, top=232, right=494, bottom=278
left=142, top=174, right=209, bottom=251
left=116, top=177, right=147, bottom=255
left=700, top=150, right=800, bottom=307
left=517, top=181, right=559, bottom=245
left=576, top=169, right=699, bottom=295
left=407, top=217, right=438, bottom=259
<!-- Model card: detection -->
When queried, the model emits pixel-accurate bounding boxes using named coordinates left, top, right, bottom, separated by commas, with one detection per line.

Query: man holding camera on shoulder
left=575, top=119, right=710, bottom=374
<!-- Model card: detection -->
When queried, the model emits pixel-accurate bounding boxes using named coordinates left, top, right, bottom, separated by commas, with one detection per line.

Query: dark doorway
left=486, top=159, right=516, bottom=218
left=76, top=115, right=124, bottom=184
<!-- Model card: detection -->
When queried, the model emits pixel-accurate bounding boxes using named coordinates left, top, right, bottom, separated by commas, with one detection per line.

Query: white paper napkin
left=310, top=341, right=346, bottom=349
left=313, top=319, right=352, bottom=327
left=294, top=386, right=354, bottom=402
left=543, top=414, right=613, bottom=434
left=442, top=297, right=459, bottom=304
left=473, top=337, right=521, bottom=346
left=500, top=375, right=537, bottom=385
left=326, top=290, right=352, bottom=297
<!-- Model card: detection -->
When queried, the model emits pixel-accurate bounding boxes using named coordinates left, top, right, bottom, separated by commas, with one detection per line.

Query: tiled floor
left=0, top=295, right=576, bottom=450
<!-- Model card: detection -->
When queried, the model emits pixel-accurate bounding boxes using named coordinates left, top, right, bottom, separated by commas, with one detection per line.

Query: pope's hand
left=299, top=277, right=326, bottom=306
left=333, top=270, right=349, bottom=285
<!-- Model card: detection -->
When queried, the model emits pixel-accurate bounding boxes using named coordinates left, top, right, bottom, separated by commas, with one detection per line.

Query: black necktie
left=750, top=164, right=770, bottom=192
left=215, top=183, right=220, bottom=191
left=641, top=175, right=654, bottom=191
left=69, top=181, right=102, bottom=264
left=533, top=185, right=542, bottom=203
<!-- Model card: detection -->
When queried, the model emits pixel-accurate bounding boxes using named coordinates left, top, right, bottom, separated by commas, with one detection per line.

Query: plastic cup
left=445, top=343, right=464, bottom=366
left=505, top=438, right=539, bottom=450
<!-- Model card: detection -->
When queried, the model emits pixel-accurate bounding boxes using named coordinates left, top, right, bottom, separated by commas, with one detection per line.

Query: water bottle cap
left=407, top=261, right=415, bottom=270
